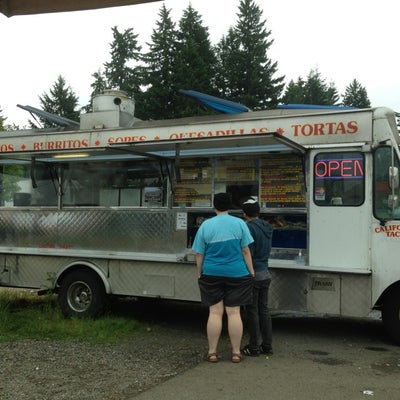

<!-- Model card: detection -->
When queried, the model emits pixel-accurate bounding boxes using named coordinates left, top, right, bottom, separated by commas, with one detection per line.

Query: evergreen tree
left=141, top=4, right=180, bottom=120
left=36, top=75, right=80, bottom=128
left=88, top=26, right=144, bottom=117
left=0, top=109, right=19, bottom=131
left=83, top=69, right=108, bottom=113
left=214, top=29, right=238, bottom=98
left=303, top=69, right=339, bottom=105
left=91, top=69, right=108, bottom=95
left=215, top=0, right=285, bottom=110
left=173, top=4, right=218, bottom=117
left=104, top=26, right=143, bottom=95
left=282, top=69, right=340, bottom=106
left=342, top=79, right=371, bottom=108
left=325, top=82, right=340, bottom=106
left=0, top=107, right=5, bottom=131
left=281, top=78, right=306, bottom=104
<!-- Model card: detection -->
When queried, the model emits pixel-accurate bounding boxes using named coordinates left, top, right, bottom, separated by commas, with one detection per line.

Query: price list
left=261, top=155, right=305, bottom=207
left=173, top=159, right=212, bottom=206
left=216, top=159, right=256, bottom=181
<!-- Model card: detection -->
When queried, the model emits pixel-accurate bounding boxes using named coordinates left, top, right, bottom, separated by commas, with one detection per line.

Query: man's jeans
left=245, top=278, right=272, bottom=350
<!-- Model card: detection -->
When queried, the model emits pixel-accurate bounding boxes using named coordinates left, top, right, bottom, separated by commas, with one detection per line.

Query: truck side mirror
left=389, top=166, right=399, bottom=189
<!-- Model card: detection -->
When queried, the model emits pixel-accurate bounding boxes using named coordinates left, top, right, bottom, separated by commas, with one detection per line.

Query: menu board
left=216, top=159, right=256, bottom=181
left=173, top=159, right=212, bottom=206
left=261, top=155, right=305, bottom=207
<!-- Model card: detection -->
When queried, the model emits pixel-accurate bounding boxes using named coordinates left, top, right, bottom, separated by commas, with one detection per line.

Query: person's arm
left=196, top=253, right=204, bottom=278
left=242, top=246, right=255, bottom=276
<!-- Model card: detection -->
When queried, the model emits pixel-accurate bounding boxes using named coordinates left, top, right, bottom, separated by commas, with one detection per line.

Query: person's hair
left=242, top=197, right=260, bottom=217
left=213, top=193, right=232, bottom=211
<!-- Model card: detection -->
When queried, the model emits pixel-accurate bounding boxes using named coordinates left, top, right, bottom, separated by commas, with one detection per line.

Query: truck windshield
left=373, top=146, right=400, bottom=220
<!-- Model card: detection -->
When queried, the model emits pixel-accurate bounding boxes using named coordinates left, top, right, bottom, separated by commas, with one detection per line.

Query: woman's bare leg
left=207, top=301, right=224, bottom=354
left=225, top=305, right=243, bottom=355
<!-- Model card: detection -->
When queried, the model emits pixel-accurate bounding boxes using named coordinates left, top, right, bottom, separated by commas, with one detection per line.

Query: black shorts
left=198, top=275, right=254, bottom=307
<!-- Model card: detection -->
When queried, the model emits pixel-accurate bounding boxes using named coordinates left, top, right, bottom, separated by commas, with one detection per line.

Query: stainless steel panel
left=306, top=273, right=340, bottom=314
left=108, top=260, right=200, bottom=300
left=341, top=274, right=371, bottom=316
left=143, top=274, right=175, bottom=297
left=270, top=269, right=307, bottom=311
left=0, top=209, right=186, bottom=253
left=5, top=254, right=108, bottom=289
left=270, top=269, right=372, bottom=318
left=0, top=209, right=373, bottom=312
left=0, top=254, right=9, bottom=284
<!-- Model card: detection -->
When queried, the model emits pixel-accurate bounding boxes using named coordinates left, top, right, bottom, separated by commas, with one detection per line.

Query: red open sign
left=315, top=158, right=364, bottom=179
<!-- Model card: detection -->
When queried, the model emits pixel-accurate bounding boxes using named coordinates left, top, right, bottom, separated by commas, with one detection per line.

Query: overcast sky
left=1, top=0, right=399, bottom=127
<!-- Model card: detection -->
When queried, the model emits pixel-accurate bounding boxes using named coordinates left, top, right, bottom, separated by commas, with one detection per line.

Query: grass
left=0, top=288, right=143, bottom=344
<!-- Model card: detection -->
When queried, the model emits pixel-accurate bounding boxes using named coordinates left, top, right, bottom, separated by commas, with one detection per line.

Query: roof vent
left=80, top=89, right=136, bottom=130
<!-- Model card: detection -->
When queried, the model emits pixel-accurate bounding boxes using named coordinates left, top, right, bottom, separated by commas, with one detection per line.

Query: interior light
left=52, top=153, right=90, bottom=159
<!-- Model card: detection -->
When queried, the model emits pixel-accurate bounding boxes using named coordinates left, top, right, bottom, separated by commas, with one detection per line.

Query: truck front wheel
left=382, top=290, right=400, bottom=345
left=58, top=269, right=107, bottom=318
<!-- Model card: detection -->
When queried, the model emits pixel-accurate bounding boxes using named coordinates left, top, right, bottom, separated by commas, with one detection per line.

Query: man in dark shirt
left=241, top=198, right=274, bottom=356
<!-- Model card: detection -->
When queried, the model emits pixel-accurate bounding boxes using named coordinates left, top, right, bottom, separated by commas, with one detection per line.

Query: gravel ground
left=0, top=326, right=207, bottom=400
left=1, top=297, right=398, bottom=400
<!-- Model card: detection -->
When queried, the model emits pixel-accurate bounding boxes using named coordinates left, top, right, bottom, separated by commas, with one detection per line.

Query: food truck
left=1, top=90, right=400, bottom=343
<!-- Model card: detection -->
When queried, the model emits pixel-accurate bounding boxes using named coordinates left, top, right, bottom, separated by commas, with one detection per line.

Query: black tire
left=382, top=290, right=400, bottom=345
left=58, top=269, right=107, bottom=318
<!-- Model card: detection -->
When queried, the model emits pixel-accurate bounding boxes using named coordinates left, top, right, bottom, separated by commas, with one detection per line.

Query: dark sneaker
left=259, top=345, right=273, bottom=355
left=241, top=345, right=260, bottom=357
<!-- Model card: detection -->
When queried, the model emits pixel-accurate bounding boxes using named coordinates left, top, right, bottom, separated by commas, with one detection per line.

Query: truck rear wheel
left=58, top=269, right=107, bottom=318
left=382, top=290, right=400, bottom=344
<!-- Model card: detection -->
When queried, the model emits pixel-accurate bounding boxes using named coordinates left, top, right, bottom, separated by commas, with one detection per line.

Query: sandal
left=206, top=353, right=219, bottom=363
left=231, top=353, right=242, bottom=363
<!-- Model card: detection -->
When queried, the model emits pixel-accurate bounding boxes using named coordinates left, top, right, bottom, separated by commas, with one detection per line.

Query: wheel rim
left=66, top=280, right=93, bottom=313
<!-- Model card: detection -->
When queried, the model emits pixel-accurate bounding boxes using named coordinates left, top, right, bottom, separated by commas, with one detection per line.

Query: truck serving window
left=215, top=157, right=258, bottom=209
left=173, top=156, right=259, bottom=209
left=0, top=158, right=168, bottom=208
left=172, top=154, right=306, bottom=209
left=63, top=159, right=168, bottom=207
left=313, top=151, right=364, bottom=206
left=373, top=146, right=400, bottom=220
left=0, top=161, right=58, bottom=207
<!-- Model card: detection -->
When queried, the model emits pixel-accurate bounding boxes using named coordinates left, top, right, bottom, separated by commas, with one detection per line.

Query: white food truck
left=1, top=90, right=400, bottom=343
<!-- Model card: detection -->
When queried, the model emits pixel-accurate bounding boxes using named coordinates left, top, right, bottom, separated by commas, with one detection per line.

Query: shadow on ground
left=109, top=297, right=392, bottom=346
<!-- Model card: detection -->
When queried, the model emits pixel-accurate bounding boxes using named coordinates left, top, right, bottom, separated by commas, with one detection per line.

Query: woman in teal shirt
left=192, top=193, right=255, bottom=363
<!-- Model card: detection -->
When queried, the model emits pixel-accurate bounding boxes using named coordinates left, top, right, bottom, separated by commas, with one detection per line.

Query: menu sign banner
left=174, top=159, right=212, bottom=206
left=261, top=155, right=305, bottom=207
left=216, top=159, right=256, bottom=181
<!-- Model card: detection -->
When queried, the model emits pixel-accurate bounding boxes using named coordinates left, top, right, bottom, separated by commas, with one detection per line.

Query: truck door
left=372, top=144, right=400, bottom=343
left=308, top=149, right=370, bottom=270
left=372, top=146, right=400, bottom=290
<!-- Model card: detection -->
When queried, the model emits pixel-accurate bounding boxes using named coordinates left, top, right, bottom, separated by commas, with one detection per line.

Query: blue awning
left=179, top=89, right=250, bottom=114
left=278, top=104, right=358, bottom=110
